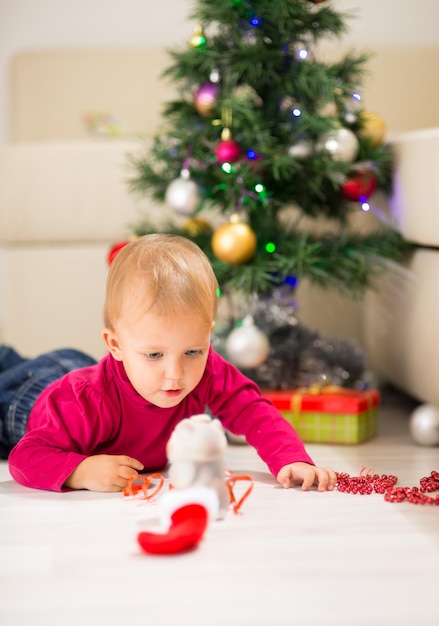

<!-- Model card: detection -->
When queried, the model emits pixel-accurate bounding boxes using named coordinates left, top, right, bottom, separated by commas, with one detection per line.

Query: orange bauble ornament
left=211, top=218, right=257, bottom=265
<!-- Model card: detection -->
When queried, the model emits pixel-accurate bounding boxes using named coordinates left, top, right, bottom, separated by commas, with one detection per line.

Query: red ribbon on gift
left=289, top=385, right=379, bottom=417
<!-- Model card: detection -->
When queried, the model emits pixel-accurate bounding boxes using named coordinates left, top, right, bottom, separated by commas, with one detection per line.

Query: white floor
left=1, top=388, right=438, bottom=626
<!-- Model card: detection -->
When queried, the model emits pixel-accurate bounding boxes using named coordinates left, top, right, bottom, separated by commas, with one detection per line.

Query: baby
left=3, top=234, right=336, bottom=492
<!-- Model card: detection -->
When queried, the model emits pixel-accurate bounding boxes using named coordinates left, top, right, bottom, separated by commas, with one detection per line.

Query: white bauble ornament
left=343, top=111, right=357, bottom=125
left=165, top=169, right=203, bottom=215
left=288, top=139, right=312, bottom=159
left=209, top=68, right=220, bottom=83
left=318, top=127, right=359, bottom=161
left=409, top=404, right=439, bottom=446
left=225, top=315, right=270, bottom=369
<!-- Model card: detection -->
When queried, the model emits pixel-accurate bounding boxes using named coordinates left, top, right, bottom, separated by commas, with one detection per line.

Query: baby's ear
left=101, top=328, right=122, bottom=360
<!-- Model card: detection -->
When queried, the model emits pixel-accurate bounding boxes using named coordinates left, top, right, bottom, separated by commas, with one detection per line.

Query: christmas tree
left=124, top=0, right=409, bottom=389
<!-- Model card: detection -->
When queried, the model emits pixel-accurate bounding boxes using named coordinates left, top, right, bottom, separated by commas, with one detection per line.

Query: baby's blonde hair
left=103, top=234, right=219, bottom=329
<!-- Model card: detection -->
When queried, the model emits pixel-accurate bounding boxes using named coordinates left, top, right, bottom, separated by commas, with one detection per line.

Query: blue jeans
left=0, top=346, right=96, bottom=458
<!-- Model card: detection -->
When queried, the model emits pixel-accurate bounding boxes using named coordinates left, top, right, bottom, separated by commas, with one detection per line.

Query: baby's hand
left=277, top=462, right=337, bottom=492
left=64, top=454, right=144, bottom=492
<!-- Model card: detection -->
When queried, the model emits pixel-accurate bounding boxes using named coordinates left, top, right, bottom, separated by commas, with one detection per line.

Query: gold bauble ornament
left=211, top=219, right=257, bottom=265
left=358, top=111, right=387, bottom=146
left=182, top=217, right=212, bottom=237
left=232, top=84, right=263, bottom=108
left=189, top=24, right=206, bottom=48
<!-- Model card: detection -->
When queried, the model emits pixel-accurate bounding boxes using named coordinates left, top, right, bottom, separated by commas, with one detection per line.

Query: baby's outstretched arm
left=277, top=462, right=337, bottom=492
left=64, top=454, right=144, bottom=492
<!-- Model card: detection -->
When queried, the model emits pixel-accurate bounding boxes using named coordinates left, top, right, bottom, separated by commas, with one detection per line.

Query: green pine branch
left=127, top=0, right=409, bottom=301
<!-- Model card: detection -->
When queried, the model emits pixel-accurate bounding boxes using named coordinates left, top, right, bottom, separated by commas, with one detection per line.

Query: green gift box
left=263, top=387, right=380, bottom=444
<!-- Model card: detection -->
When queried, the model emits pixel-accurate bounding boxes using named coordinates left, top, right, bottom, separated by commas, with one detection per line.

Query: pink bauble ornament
left=215, top=138, right=241, bottom=163
left=194, top=82, right=219, bottom=118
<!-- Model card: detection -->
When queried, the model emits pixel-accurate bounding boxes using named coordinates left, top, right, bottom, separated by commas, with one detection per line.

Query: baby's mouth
left=162, top=388, right=183, bottom=397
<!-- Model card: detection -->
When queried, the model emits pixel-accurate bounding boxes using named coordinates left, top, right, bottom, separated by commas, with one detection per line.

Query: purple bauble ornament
left=194, top=82, right=219, bottom=118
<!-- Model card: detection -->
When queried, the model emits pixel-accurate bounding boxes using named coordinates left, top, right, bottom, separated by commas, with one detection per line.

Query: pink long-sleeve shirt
left=8, top=347, right=314, bottom=491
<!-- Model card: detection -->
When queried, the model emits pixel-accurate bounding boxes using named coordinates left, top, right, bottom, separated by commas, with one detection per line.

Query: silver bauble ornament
left=318, top=127, right=359, bottom=162
left=225, top=315, right=270, bottom=369
left=409, top=404, right=439, bottom=446
left=165, top=169, right=203, bottom=215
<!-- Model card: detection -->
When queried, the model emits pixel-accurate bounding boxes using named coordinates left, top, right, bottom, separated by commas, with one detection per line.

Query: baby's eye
left=185, top=349, right=203, bottom=357
left=145, top=352, right=163, bottom=360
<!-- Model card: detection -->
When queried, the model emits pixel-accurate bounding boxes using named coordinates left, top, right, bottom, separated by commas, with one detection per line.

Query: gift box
left=263, top=387, right=380, bottom=444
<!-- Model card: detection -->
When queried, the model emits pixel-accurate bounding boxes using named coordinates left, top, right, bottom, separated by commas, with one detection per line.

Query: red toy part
left=107, top=239, right=130, bottom=265
left=137, top=503, right=209, bottom=555
left=123, top=473, right=165, bottom=500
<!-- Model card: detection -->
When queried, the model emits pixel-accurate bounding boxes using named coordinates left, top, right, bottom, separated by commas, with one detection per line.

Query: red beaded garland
left=336, top=469, right=439, bottom=506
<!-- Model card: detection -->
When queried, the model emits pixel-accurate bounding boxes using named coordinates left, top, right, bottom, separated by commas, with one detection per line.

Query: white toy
left=166, top=414, right=230, bottom=519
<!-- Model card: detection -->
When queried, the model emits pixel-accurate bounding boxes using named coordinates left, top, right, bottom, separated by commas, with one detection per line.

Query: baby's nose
left=165, top=357, right=184, bottom=380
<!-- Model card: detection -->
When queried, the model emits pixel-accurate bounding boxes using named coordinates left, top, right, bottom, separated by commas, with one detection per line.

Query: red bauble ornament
left=246, top=152, right=265, bottom=174
left=215, top=138, right=241, bottom=163
left=107, top=239, right=130, bottom=265
left=341, top=170, right=377, bottom=202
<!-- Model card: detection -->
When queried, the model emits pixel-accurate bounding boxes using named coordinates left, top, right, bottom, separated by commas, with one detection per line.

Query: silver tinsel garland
left=212, top=285, right=369, bottom=390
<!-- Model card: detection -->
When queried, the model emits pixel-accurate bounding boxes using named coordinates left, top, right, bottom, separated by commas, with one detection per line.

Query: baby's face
left=105, top=309, right=214, bottom=408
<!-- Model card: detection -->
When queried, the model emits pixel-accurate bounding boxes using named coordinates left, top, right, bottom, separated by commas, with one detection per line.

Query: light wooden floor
left=1, top=388, right=438, bottom=626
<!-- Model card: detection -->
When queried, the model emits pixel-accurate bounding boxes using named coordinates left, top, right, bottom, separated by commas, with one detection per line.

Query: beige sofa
left=1, top=46, right=439, bottom=408
left=0, top=48, right=176, bottom=359
left=363, top=128, right=439, bottom=406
